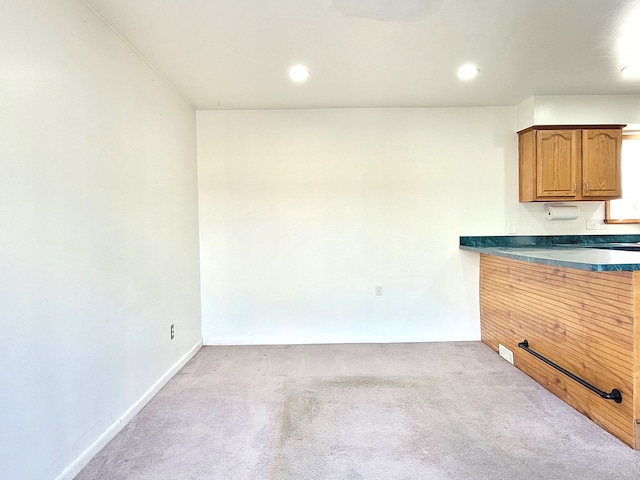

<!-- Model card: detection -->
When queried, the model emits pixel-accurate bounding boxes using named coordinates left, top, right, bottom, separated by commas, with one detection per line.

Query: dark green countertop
left=459, top=235, right=640, bottom=272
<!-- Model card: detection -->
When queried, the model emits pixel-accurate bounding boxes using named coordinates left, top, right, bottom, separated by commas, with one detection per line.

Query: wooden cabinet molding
left=518, top=125, right=625, bottom=202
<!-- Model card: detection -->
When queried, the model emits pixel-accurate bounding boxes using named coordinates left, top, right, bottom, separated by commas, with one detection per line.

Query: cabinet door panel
left=582, top=129, right=622, bottom=198
left=536, top=130, right=580, bottom=198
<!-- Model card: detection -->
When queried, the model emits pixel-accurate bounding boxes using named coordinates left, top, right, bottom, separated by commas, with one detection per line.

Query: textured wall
left=197, top=107, right=516, bottom=344
left=0, top=1, right=202, bottom=478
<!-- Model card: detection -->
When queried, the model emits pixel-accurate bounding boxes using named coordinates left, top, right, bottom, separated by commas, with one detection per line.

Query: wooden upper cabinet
left=535, top=130, right=580, bottom=198
left=518, top=125, right=624, bottom=202
left=581, top=129, right=622, bottom=198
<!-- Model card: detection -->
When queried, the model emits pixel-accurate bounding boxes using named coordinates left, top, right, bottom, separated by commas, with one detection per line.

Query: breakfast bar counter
left=460, top=235, right=640, bottom=448
left=460, top=235, right=640, bottom=271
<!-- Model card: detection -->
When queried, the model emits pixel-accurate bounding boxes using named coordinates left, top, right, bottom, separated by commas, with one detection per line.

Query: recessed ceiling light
left=621, top=64, right=640, bottom=78
left=457, top=64, right=480, bottom=81
left=289, top=65, right=310, bottom=82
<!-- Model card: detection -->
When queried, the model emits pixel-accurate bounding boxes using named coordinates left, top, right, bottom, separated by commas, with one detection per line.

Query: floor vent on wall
left=498, top=344, right=514, bottom=364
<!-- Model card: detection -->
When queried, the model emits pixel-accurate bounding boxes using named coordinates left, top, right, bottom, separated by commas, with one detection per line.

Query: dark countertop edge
left=459, top=245, right=640, bottom=272
left=459, top=234, right=640, bottom=248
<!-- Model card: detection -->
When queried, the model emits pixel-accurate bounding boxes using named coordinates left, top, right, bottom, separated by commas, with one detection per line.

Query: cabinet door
left=582, top=129, right=622, bottom=198
left=536, top=130, right=580, bottom=198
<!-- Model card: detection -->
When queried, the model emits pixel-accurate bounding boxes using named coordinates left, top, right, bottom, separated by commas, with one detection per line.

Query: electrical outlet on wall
left=375, top=286, right=383, bottom=296
left=507, top=221, right=517, bottom=234
left=586, top=219, right=598, bottom=230
left=170, top=324, right=175, bottom=340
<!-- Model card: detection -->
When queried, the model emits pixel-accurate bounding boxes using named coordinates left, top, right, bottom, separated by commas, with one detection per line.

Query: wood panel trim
left=634, top=271, right=640, bottom=448
left=479, top=254, right=637, bottom=447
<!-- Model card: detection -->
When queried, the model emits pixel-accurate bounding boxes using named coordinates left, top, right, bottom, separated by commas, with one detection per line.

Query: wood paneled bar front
left=460, top=235, right=640, bottom=448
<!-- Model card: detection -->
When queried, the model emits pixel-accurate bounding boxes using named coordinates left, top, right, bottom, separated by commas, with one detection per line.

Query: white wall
left=516, top=95, right=640, bottom=130
left=197, top=108, right=516, bottom=345
left=0, top=1, right=202, bottom=479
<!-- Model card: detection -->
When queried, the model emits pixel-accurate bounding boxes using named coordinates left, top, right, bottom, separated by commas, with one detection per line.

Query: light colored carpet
left=75, top=342, right=640, bottom=479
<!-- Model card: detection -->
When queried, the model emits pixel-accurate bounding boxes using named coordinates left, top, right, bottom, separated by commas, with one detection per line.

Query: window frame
left=604, top=133, right=640, bottom=224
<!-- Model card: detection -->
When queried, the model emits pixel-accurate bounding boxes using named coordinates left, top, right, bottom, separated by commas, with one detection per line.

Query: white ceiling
left=83, top=0, right=640, bottom=110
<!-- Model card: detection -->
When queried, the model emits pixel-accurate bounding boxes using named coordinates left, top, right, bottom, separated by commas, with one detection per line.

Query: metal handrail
left=517, top=340, right=622, bottom=404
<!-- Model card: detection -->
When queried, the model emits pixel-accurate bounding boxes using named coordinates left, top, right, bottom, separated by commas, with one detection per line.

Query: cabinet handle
left=584, top=182, right=589, bottom=194
left=572, top=182, right=577, bottom=194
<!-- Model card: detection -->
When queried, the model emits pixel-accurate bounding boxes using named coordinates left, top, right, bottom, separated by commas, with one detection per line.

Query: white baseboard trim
left=55, top=340, right=202, bottom=480
left=203, top=333, right=479, bottom=346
